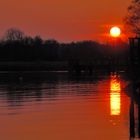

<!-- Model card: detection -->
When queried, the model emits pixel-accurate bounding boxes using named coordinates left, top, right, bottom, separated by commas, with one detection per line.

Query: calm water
left=0, top=72, right=138, bottom=140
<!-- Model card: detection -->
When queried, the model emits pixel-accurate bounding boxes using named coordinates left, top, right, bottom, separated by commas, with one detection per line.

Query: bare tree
left=124, top=0, right=140, bottom=35
left=4, top=28, right=24, bottom=41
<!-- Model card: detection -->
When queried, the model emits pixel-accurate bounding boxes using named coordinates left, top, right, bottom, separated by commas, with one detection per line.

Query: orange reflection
left=110, top=75, right=121, bottom=116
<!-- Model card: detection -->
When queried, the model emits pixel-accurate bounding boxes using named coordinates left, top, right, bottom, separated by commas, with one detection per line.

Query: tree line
left=0, top=28, right=128, bottom=62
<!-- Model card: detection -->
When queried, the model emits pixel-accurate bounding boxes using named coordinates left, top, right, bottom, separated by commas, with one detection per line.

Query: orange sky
left=0, top=0, right=131, bottom=42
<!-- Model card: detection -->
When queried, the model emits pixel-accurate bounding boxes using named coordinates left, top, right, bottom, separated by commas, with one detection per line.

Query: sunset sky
left=0, top=0, right=131, bottom=42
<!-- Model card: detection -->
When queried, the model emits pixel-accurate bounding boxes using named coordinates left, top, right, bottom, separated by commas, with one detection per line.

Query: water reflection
left=0, top=72, right=105, bottom=108
left=110, top=74, right=121, bottom=116
left=0, top=72, right=132, bottom=140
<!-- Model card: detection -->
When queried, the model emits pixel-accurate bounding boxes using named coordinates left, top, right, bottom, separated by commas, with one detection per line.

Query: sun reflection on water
left=110, top=74, right=121, bottom=116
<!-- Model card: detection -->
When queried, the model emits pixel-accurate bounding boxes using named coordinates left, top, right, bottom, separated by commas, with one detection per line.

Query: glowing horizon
left=0, top=0, right=131, bottom=42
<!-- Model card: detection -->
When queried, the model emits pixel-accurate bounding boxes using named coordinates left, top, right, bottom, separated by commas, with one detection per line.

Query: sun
left=110, top=26, right=121, bottom=37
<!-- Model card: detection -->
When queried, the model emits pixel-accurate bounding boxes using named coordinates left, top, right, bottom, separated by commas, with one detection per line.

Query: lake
left=0, top=72, right=138, bottom=140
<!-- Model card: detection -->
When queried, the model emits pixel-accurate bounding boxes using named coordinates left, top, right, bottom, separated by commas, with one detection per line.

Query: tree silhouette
left=33, top=36, right=43, bottom=46
left=4, top=28, right=24, bottom=41
left=0, top=27, right=128, bottom=66
left=125, top=0, right=140, bottom=35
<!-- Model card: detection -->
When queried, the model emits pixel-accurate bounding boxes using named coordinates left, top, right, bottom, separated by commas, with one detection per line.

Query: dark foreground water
left=0, top=72, right=138, bottom=140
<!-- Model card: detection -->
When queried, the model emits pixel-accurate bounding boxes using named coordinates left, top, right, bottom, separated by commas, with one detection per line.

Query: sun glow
left=110, top=75, right=121, bottom=116
left=110, top=26, right=121, bottom=37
